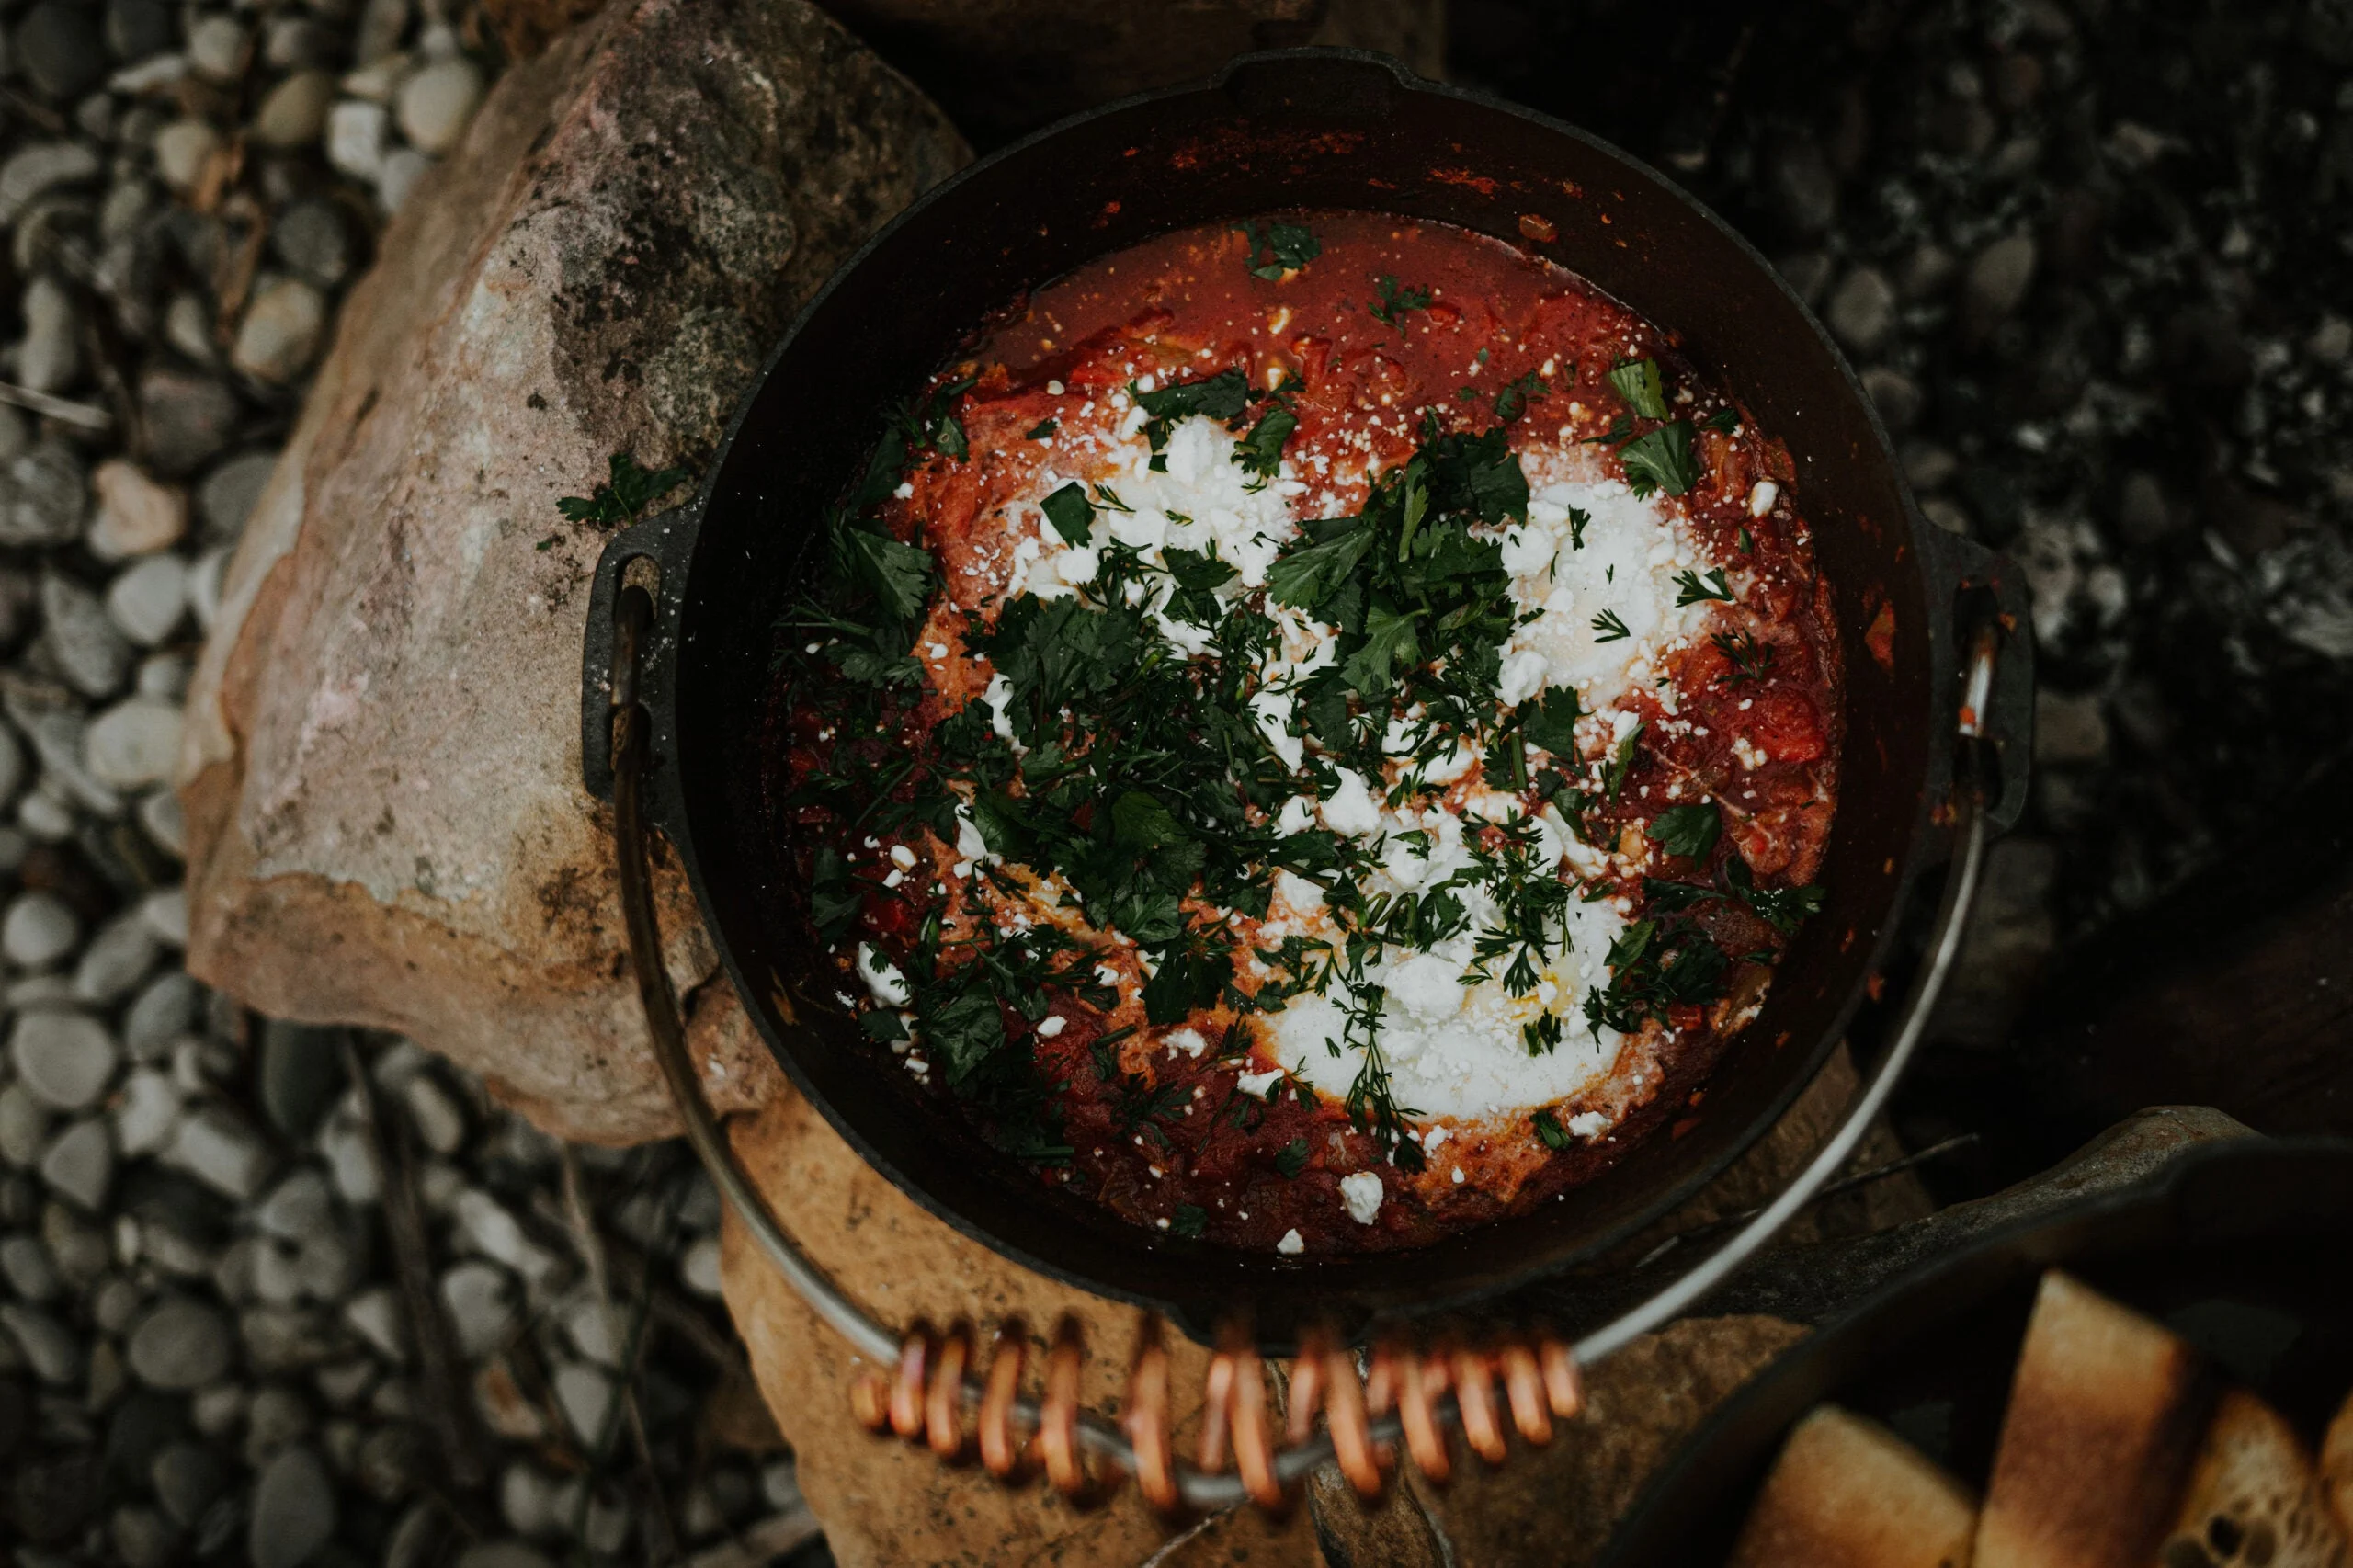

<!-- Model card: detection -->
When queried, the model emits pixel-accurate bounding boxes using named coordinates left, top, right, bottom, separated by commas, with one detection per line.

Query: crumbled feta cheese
left=1748, top=480, right=1778, bottom=517
left=1165, top=1028, right=1209, bottom=1058
left=1338, top=1172, right=1385, bottom=1224
left=856, top=944, right=910, bottom=1007
left=888, top=844, right=918, bottom=870
left=1320, top=768, right=1382, bottom=836
left=1567, top=1110, right=1610, bottom=1139
left=1037, top=1017, right=1067, bottom=1039
left=1277, top=1229, right=1304, bottom=1255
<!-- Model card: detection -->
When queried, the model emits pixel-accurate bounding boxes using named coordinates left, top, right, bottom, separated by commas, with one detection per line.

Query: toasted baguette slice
left=1730, top=1405, right=1977, bottom=1568
left=1972, top=1271, right=2209, bottom=1568
left=2155, top=1389, right=2348, bottom=1568
left=2320, top=1391, right=2353, bottom=1547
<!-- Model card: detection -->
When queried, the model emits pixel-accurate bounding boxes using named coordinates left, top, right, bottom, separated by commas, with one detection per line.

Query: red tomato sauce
left=772, top=213, right=1842, bottom=1255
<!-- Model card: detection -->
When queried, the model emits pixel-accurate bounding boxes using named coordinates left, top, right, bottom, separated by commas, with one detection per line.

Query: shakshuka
left=768, top=213, right=1841, bottom=1255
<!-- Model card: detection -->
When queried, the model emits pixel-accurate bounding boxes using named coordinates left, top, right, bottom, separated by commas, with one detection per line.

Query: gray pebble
left=396, top=57, right=485, bottom=155
left=266, top=17, right=330, bottom=70
left=403, top=1073, right=465, bottom=1154
left=0, top=1083, right=49, bottom=1165
left=89, top=459, right=191, bottom=561
left=186, top=15, right=247, bottom=83
left=138, top=787, right=187, bottom=858
left=0, top=1232, right=62, bottom=1299
left=320, top=1117, right=380, bottom=1204
left=17, top=784, right=80, bottom=841
left=253, top=69, right=335, bottom=151
left=326, top=98, right=388, bottom=181
left=249, top=1445, right=338, bottom=1568
left=271, top=201, right=352, bottom=289
left=500, top=1461, right=563, bottom=1538
left=245, top=1381, right=313, bottom=1458
left=2036, top=688, right=2111, bottom=766
left=127, top=1294, right=233, bottom=1388
left=1860, top=366, right=1923, bottom=434
left=198, top=449, right=278, bottom=541
left=1963, top=233, right=2038, bottom=334
left=376, top=146, right=432, bottom=214
left=189, top=544, right=231, bottom=627
left=39, top=1115, right=112, bottom=1209
left=343, top=1285, right=404, bottom=1361
left=153, top=1439, right=229, bottom=1528
left=259, top=1020, right=347, bottom=1141
left=114, top=1067, right=182, bottom=1155
left=1826, top=266, right=1897, bottom=356
left=295, top=1226, right=358, bottom=1301
left=3, top=888, right=80, bottom=967
left=233, top=278, right=327, bottom=384
left=1767, top=134, right=1838, bottom=235
left=74, top=910, right=162, bottom=1003
left=316, top=1357, right=376, bottom=1406
left=2118, top=471, right=2177, bottom=543
left=92, top=1271, right=142, bottom=1332
left=153, top=118, right=223, bottom=194
left=0, top=440, right=90, bottom=547
left=13, top=1, right=108, bottom=100
left=84, top=694, right=183, bottom=786
left=17, top=273, right=82, bottom=395
left=440, top=1258, right=515, bottom=1357
left=40, top=571, right=133, bottom=698
left=258, top=1168, right=332, bottom=1242
left=552, top=1361, right=615, bottom=1443
left=10, top=1009, right=117, bottom=1110
left=0, top=142, right=102, bottom=226
left=140, top=884, right=187, bottom=946
left=112, top=1503, right=179, bottom=1568
left=139, top=368, right=241, bottom=477
left=168, top=1104, right=275, bottom=1198
left=681, top=1234, right=722, bottom=1297
left=105, top=0, right=173, bottom=62
left=190, top=1381, right=247, bottom=1436
left=41, top=1197, right=108, bottom=1283
left=125, top=970, right=197, bottom=1055
left=0, top=726, right=22, bottom=814
left=455, top=1546, right=556, bottom=1568
left=0, top=1300, right=83, bottom=1382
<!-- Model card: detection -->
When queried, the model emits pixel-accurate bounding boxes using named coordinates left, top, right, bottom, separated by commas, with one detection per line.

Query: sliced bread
left=2320, top=1390, right=2353, bottom=1545
left=1730, top=1404, right=1977, bottom=1568
left=2155, top=1388, right=2347, bottom=1568
left=1972, top=1271, right=2210, bottom=1568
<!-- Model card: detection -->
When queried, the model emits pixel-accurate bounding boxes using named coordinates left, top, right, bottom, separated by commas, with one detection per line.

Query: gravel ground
left=0, top=3, right=812, bottom=1565
left=0, top=0, right=2347, bottom=1563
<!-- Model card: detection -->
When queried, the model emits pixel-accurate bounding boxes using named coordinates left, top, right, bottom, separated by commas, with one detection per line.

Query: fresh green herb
left=1131, top=369, right=1252, bottom=467
left=1566, top=506, right=1591, bottom=550
left=1675, top=566, right=1735, bottom=606
left=557, top=452, right=691, bottom=526
left=1275, top=1138, right=1310, bottom=1178
left=836, top=524, right=935, bottom=624
left=1532, top=1108, right=1572, bottom=1151
left=1724, top=857, right=1827, bottom=933
left=1494, top=369, right=1550, bottom=422
left=534, top=534, right=561, bottom=551
left=1590, top=608, right=1631, bottom=643
left=1040, top=482, right=1095, bottom=546
left=1521, top=686, right=1584, bottom=758
left=1092, top=483, right=1133, bottom=513
left=1240, top=219, right=1321, bottom=279
left=1583, top=917, right=1732, bottom=1035
left=1711, top=628, right=1776, bottom=685
left=1620, top=423, right=1701, bottom=498
left=1701, top=407, right=1740, bottom=435
left=1026, top=417, right=1059, bottom=440
left=1233, top=403, right=1298, bottom=483
left=1581, top=414, right=1635, bottom=447
left=1370, top=275, right=1432, bottom=324
left=1171, top=1204, right=1208, bottom=1238
left=1737, top=527, right=1756, bottom=554
left=1603, top=720, right=1645, bottom=802
left=1650, top=801, right=1722, bottom=860
left=1607, top=357, right=1669, bottom=420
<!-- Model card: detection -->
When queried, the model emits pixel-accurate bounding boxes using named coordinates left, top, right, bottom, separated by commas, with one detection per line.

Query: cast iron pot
left=580, top=49, right=2033, bottom=1347
left=1601, top=1136, right=2353, bottom=1564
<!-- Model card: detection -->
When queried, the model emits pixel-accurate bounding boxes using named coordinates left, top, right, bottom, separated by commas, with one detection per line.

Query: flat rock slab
left=178, top=0, right=969, bottom=1143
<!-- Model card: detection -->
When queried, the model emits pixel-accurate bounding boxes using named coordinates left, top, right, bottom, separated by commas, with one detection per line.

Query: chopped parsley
left=1040, top=482, right=1095, bottom=546
left=1233, top=402, right=1298, bottom=484
left=1607, top=357, right=1669, bottom=420
left=1370, top=275, right=1432, bottom=324
left=1240, top=219, right=1321, bottom=279
left=1532, top=1108, right=1572, bottom=1151
left=1275, top=1137, right=1310, bottom=1178
left=1171, top=1204, right=1208, bottom=1238
left=1131, top=369, right=1251, bottom=469
left=1583, top=917, right=1732, bottom=1035
left=1650, top=801, right=1721, bottom=860
left=1620, top=423, right=1701, bottom=498
left=1026, top=417, right=1059, bottom=440
left=1701, top=407, right=1740, bottom=435
left=1675, top=567, right=1735, bottom=605
left=1494, top=369, right=1549, bottom=422
left=1590, top=608, right=1631, bottom=643
left=1602, top=720, right=1646, bottom=801
left=1643, top=858, right=1825, bottom=936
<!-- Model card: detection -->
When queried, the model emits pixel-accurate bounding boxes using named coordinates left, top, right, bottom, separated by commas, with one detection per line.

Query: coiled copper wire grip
left=608, top=580, right=2003, bottom=1516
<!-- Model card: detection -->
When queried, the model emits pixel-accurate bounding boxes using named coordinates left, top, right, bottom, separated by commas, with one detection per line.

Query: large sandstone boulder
left=177, top=0, right=969, bottom=1143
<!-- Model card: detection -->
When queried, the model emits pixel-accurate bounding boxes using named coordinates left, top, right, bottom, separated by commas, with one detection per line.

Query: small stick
left=0, top=381, right=111, bottom=431
left=1635, top=1132, right=1981, bottom=1267
left=341, top=1034, right=493, bottom=1502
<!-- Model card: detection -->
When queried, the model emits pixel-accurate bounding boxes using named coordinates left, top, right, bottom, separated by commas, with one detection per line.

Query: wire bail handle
left=606, top=581, right=2004, bottom=1512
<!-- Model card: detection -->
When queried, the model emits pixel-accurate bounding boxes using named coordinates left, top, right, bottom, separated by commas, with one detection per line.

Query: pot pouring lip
left=578, top=47, right=2028, bottom=1340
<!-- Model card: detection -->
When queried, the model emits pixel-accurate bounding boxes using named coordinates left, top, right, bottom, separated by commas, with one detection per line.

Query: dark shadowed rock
left=182, top=0, right=968, bottom=1142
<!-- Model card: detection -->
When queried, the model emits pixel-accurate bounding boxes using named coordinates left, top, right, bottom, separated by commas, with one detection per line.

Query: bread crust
left=1730, top=1405, right=1977, bottom=1568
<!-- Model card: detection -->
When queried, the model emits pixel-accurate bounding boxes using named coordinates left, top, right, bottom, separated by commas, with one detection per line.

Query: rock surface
left=180, top=0, right=970, bottom=1143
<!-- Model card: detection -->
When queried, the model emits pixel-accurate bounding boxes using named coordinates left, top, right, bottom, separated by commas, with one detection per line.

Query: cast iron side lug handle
left=599, top=573, right=2008, bottom=1515
left=1923, top=524, right=2035, bottom=835
left=580, top=503, right=701, bottom=813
